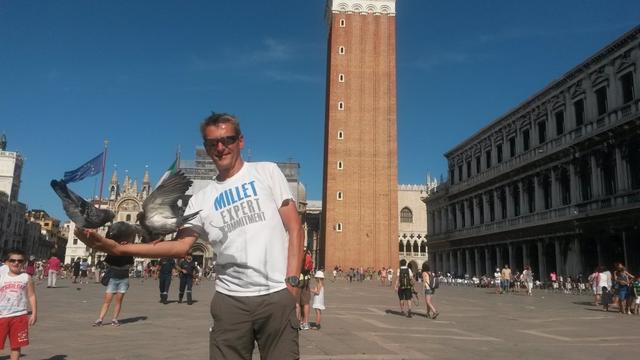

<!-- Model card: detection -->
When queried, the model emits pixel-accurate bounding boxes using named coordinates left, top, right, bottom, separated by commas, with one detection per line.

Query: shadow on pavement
left=0, top=356, right=67, bottom=360
left=573, top=301, right=595, bottom=306
left=119, top=316, right=148, bottom=324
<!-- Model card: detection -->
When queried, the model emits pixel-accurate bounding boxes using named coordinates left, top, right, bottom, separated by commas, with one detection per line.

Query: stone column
left=508, top=243, right=516, bottom=270
left=596, top=238, right=603, bottom=266
left=569, top=161, right=580, bottom=204
left=484, top=247, right=491, bottom=275
left=456, top=203, right=463, bottom=230
left=495, top=188, right=503, bottom=221
left=615, top=146, right=629, bottom=192
left=554, top=238, right=563, bottom=276
left=465, top=249, right=472, bottom=276
left=457, top=250, right=463, bottom=276
left=449, top=251, right=455, bottom=274
left=427, top=211, right=434, bottom=235
left=590, top=153, right=602, bottom=199
left=483, top=192, right=491, bottom=222
left=448, top=206, right=455, bottom=231
left=474, top=248, right=482, bottom=277
left=464, top=199, right=472, bottom=227
left=496, top=246, right=503, bottom=268
left=506, top=185, right=514, bottom=219
left=535, top=174, right=545, bottom=212
left=572, top=237, right=583, bottom=276
left=474, top=197, right=482, bottom=225
left=520, top=180, right=528, bottom=215
left=622, top=231, right=629, bottom=268
left=431, top=252, right=437, bottom=273
left=537, top=240, right=547, bottom=282
left=551, top=167, right=561, bottom=208
left=522, top=243, right=529, bottom=268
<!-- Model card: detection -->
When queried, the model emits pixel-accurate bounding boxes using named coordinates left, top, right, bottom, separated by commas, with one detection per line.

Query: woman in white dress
left=311, top=270, right=326, bottom=330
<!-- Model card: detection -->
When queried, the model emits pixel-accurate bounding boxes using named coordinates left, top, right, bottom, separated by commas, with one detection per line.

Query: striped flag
left=155, top=159, right=178, bottom=187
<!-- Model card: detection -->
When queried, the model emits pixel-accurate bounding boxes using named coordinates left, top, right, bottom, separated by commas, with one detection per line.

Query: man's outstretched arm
left=75, top=227, right=199, bottom=259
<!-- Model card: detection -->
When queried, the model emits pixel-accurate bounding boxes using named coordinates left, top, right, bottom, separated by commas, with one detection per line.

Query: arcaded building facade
left=321, top=0, right=399, bottom=270
left=426, top=26, right=640, bottom=280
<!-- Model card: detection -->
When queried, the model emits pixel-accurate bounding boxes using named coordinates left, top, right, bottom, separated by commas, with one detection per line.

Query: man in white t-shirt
left=77, top=113, right=304, bottom=359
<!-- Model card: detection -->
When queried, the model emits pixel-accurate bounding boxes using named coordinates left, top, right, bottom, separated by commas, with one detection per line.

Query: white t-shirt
left=0, top=271, right=30, bottom=318
left=185, top=162, right=293, bottom=296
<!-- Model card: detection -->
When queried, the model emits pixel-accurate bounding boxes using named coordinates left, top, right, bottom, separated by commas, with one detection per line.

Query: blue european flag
left=62, top=152, right=104, bottom=183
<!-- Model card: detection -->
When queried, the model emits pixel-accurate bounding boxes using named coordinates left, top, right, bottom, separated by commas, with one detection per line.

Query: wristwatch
left=285, top=275, right=300, bottom=287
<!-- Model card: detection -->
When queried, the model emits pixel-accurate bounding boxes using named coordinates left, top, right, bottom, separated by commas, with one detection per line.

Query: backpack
left=429, top=272, right=440, bottom=289
left=304, top=254, right=313, bottom=272
left=399, top=268, right=412, bottom=289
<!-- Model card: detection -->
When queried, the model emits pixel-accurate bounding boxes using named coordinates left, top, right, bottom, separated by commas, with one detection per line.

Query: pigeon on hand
left=106, top=221, right=140, bottom=243
left=136, top=171, right=200, bottom=243
left=50, top=179, right=115, bottom=229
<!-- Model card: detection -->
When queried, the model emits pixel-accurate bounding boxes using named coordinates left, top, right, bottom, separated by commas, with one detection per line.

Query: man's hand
left=287, top=284, right=300, bottom=300
left=74, top=228, right=118, bottom=254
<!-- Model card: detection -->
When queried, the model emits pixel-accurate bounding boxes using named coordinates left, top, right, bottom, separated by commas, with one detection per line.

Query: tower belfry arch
left=320, top=0, right=399, bottom=270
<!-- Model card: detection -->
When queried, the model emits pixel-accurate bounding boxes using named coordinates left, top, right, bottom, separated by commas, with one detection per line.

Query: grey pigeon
left=50, top=179, right=115, bottom=228
left=136, top=171, right=200, bottom=242
left=106, top=221, right=139, bottom=242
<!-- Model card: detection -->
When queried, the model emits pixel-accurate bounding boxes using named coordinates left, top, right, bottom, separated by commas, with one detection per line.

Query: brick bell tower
left=320, top=0, right=399, bottom=271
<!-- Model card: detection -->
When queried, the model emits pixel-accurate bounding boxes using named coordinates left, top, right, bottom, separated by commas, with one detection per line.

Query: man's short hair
left=6, top=248, right=26, bottom=260
left=200, top=112, right=242, bottom=138
left=399, top=259, right=407, bottom=267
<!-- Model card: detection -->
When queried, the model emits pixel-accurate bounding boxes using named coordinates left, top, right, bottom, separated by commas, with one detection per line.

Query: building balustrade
left=434, top=98, right=640, bottom=197
left=429, top=188, right=640, bottom=244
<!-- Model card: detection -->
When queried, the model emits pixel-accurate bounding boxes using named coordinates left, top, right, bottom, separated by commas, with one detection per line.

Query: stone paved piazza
left=7, top=277, right=639, bottom=359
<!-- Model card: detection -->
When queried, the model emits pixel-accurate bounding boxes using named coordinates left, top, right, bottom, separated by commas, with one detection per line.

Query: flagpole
left=98, top=140, right=109, bottom=207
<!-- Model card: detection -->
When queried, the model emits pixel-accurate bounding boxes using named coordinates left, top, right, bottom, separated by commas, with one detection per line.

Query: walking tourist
left=77, top=112, right=304, bottom=359
left=494, top=268, right=501, bottom=294
left=158, top=257, right=175, bottom=304
left=72, top=258, right=81, bottom=284
left=311, top=270, right=325, bottom=329
left=588, top=267, right=601, bottom=305
left=79, top=258, right=89, bottom=285
left=92, top=226, right=134, bottom=327
left=297, top=270, right=312, bottom=330
left=421, top=263, right=439, bottom=319
left=0, top=249, right=37, bottom=360
left=395, top=259, right=414, bottom=317
left=500, top=265, right=512, bottom=294
left=177, top=254, right=196, bottom=305
left=601, top=286, right=612, bottom=312
left=522, top=265, right=534, bottom=296
left=46, top=255, right=61, bottom=288
left=613, top=264, right=633, bottom=314
left=632, top=275, right=640, bottom=315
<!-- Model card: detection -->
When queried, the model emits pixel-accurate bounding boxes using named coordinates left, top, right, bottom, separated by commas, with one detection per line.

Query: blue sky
left=1, top=0, right=639, bottom=221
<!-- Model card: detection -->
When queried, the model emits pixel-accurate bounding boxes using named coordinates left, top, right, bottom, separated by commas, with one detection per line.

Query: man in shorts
left=395, top=259, right=414, bottom=317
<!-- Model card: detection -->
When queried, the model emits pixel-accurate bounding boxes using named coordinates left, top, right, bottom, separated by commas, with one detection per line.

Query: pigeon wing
left=141, top=171, right=192, bottom=234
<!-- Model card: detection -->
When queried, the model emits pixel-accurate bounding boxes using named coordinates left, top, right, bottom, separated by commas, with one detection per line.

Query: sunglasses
left=7, top=259, right=25, bottom=264
left=203, top=135, right=239, bottom=149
